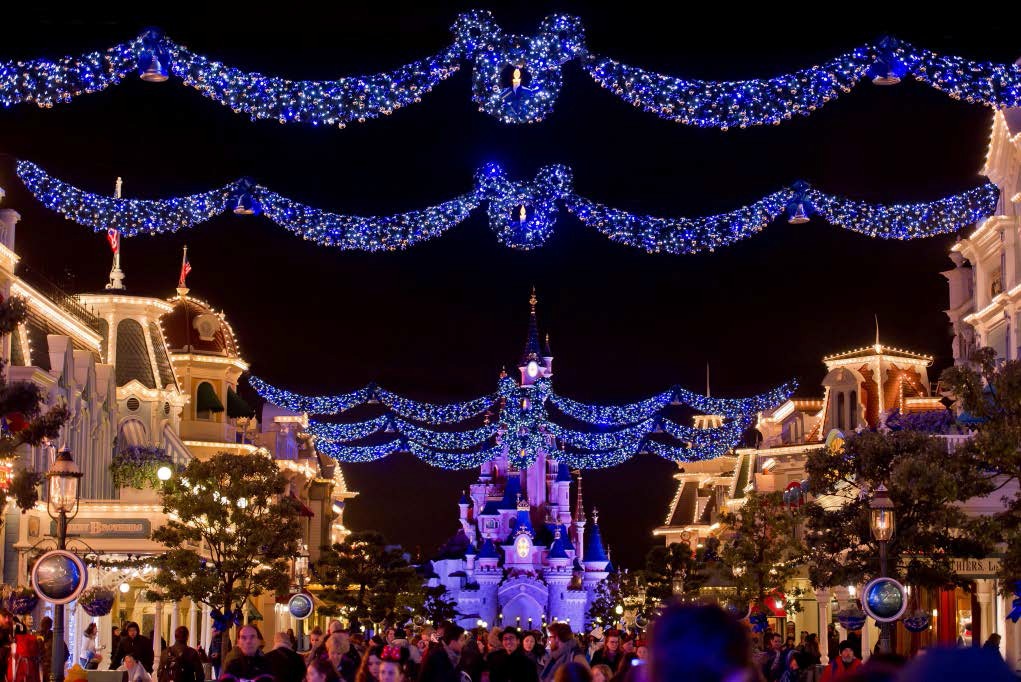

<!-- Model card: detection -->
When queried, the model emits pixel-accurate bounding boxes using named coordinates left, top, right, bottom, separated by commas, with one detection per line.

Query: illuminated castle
left=427, top=292, right=610, bottom=631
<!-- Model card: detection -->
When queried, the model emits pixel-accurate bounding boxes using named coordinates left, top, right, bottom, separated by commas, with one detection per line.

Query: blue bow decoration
left=211, top=607, right=244, bottom=630
left=1008, top=581, right=1021, bottom=623
left=453, top=11, right=586, bottom=124
left=749, top=610, right=768, bottom=633
left=478, top=163, right=572, bottom=250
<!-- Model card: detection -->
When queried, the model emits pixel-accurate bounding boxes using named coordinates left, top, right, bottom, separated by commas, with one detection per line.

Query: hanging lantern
left=788, top=203, right=809, bottom=225
left=902, top=609, right=931, bottom=633
left=137, top=28, right=171, bottom=83
left=870, top=37, right=907, bottom=86
left=232, top=178, right=261, bottom=216
left=786, top=181, right=813, bottom=224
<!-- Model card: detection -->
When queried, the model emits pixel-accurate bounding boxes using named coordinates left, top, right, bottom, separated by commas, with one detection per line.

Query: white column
left=861, top=614, right=872, bottom=662
left=170, top=601, right=180, bottom=639
left=189, top=602, right=199, bottom=648
left=976, top=580, right=994, bottom=648
left=153, top=602, right=164, bottom=671
left=816, top=588, right=831, bottom=665
left=201, top=604, right=212, bottom=651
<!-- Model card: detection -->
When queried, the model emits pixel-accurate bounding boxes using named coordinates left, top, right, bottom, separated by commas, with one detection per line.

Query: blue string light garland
left=249, top=373, right=795, bottom=470
left=17, top=160, right=998, bottom=255
left=3, top=19, right=1020, bottom=129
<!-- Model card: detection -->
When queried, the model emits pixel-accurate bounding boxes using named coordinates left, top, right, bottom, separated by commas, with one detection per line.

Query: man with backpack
left=157, top=627, right=204, bottom=682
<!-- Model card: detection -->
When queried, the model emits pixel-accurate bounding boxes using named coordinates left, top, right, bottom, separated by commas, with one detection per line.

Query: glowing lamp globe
left=156, top=465, right=172, bottom=482
left=527, top=360, right=539, bottom=378
left=119, top=582, right=130, bottom=593
left=869, top=484, right=896, bottom=543
left=46, top=449, right=82, bottom=517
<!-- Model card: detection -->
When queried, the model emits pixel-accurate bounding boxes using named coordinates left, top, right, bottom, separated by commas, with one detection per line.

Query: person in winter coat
left=819, top=642, right=861, bottom=682
left=157, top=626, right=204, bottom=682
left=208, top=626, right=232, bottom=678
left=416, top=623, right=464, bottom=682
left=265, top=632, right=307, bottom=682
left=590, top=629, right=623, bottom=672
left=485, top=628, right=538, bottom=682
left=111, top=622, right=154, bottom=673
left=221, top=625, right=271, bottom=680
left=540, top=624, right=588, bottom=682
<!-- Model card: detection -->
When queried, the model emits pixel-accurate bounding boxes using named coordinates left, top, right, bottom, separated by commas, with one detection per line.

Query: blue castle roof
left=548, top=531, right=569, bottom=560
left=514, top=507, right=534, bottom=537
left=556, top=462, right=572, bottom=482
left=478, top=538, right=499, bottom=560
left=583, top=521, right=609, bottom=563
left=500, top=475, right=522, bottom=509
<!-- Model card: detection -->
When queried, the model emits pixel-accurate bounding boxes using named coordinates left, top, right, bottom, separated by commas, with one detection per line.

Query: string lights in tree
left=18, top=160, right=995, bottom=256
left=249, top=371, right=795, bottom=470
left=2, top=19, right=1018, bottom=129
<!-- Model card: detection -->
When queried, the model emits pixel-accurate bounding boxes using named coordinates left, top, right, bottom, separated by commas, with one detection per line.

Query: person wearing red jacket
left=820, top=642, right=862, bottom=681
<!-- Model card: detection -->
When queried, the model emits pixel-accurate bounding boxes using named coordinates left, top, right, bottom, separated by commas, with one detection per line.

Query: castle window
left=196, top=381, right=224, bottom=420
left=848, top=390, right=858, bottom=430
left=837, top=392, right=846, bottom=430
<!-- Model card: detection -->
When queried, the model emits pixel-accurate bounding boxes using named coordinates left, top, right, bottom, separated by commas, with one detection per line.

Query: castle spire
left=521, top=287, right=542, bottom=366
left=573, top=472, right=585, bottom=523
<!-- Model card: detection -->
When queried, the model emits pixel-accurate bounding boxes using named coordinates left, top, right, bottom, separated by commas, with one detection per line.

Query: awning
left=196, top=382, right=225, bottom=414
left=118, top=418, right=148, bottom=450
left=162, top=424, right=192, bottom=467
left=227, top=387, right=255, bottom=419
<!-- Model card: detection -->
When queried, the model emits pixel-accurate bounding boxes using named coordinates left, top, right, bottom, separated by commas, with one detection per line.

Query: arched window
left=837, top=392, right=846, bottom=430
left=195, top=381, right=224, bottom=420
left=849, top=390, right=858, bottom=429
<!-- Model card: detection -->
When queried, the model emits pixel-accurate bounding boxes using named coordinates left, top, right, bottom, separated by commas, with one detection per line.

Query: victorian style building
left=0, top=189, right=356, bottom=667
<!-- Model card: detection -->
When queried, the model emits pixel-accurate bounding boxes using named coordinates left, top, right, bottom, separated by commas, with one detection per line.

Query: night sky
left=0, top=4, right=1012, bottom=569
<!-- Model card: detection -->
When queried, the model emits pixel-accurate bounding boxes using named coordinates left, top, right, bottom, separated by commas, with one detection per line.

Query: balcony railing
left=15, top=263, right=105, bottom=335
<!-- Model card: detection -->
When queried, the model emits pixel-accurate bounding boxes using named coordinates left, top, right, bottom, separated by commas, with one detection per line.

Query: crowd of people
left=0, top=605, right=1015, bottom=682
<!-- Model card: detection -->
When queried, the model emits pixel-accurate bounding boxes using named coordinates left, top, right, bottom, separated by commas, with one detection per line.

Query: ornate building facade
left=428, top=296, right=611, bottom=631
left=0, top=189, right=356, bottom=668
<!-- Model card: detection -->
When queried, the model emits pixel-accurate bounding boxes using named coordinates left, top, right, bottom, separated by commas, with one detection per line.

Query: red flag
left=106, top=228, right=120, bottom=254
left=178, top=254, right=192, bottom=287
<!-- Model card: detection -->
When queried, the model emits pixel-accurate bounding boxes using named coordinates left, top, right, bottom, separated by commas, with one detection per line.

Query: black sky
left=0, top=3, right=1012, bottom=569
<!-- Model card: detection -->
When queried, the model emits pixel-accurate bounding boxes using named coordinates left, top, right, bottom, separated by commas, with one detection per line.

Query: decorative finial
left=512, top=67, right=522, bottom=90
left=499, top=366, right=508, bottom=379
left=592, top=506, right=599, bottom=525
left=516, top=492, right=529, bottom=511
left=874, top=314, right=882, bottom=354
left=529, top=286, right=537, bottom=309
left=706, top=361, right=711, bottom=398
left=114, top=177, right=123, bottom=199
left=519, top=205, right=527, bottom=224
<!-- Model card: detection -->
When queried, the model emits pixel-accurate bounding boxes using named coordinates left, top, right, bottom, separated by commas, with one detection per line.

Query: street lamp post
left=46, top=449, right=82, bottom=682
left=869, top=484, right=896, bottom=655
left=295, top=545, right=309, bottom=651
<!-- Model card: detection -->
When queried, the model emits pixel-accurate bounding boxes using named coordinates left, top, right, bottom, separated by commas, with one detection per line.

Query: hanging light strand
left=17, top=160, right=996, bottom=255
